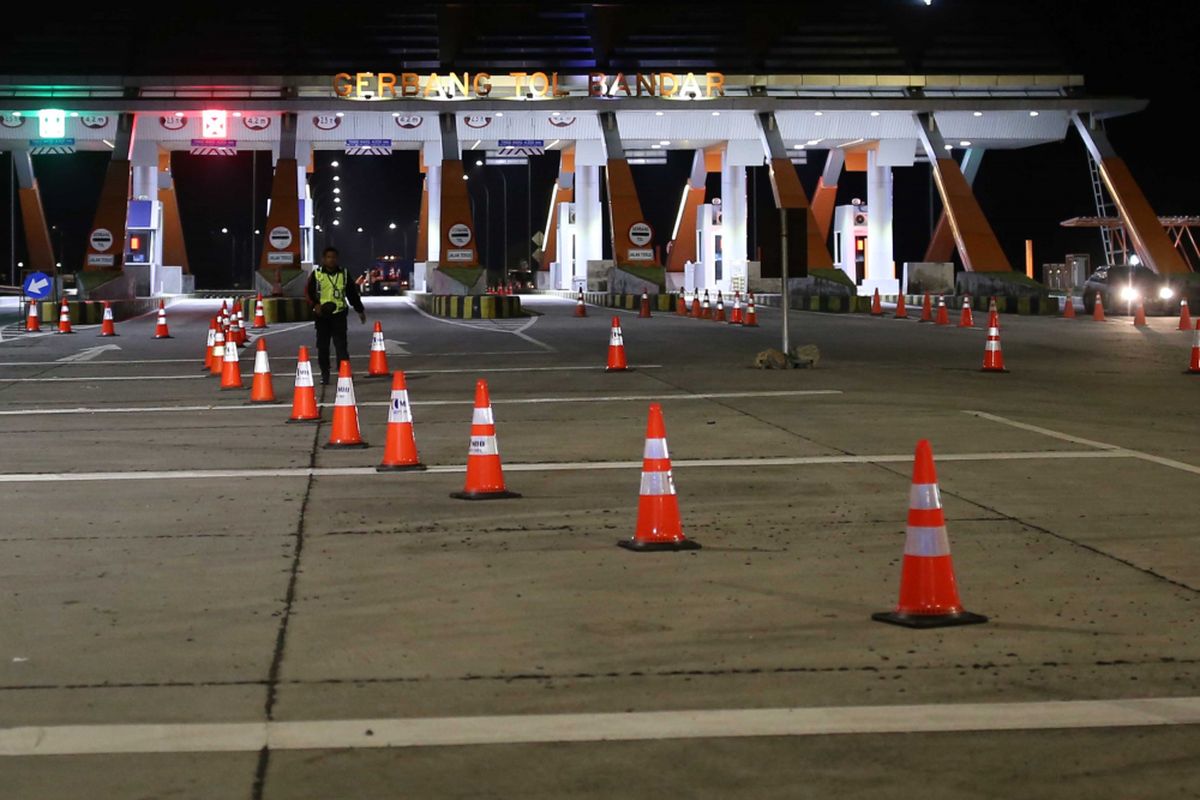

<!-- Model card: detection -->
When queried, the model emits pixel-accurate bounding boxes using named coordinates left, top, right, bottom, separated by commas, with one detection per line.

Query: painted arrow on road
left=384, top=339, right=410, bottom=356
left=57, top=344, right=122, bottom=363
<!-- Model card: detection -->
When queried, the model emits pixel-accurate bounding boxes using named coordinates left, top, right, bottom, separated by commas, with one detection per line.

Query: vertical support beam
left=574, top=139, right=604, bottom=276
left=666, top=149, right=717, bottom=272
left=296, top=146, right=314, bottom=267
left=924, top=148, right=984, bottom=263
left=863, top=148, right=897, bottom=294
left=541, top=148, right=575, bottom=269
left=12, top=152, right=55, bottom=274
left=755, top=112, right=833, bottom=269
left=811, top=149, right=845, bottom=242
left=598, top=111, right=659, bottom=268
left=157, top=151, right=189, bottom=274
left=914, top=113, right=1011, bottom=272
left=84, top=112, right=134, bottom=272
left=1072, top=114, right=1190, bottom=274
left=436, top=113, right=476, bottom=267
left=720, top=140, right=757, bottom=288
left=258, top=113, right=301, bottom=293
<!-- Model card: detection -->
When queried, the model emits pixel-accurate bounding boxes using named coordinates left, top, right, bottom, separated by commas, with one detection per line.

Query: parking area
left=2, top=295, right=1199, bottom=799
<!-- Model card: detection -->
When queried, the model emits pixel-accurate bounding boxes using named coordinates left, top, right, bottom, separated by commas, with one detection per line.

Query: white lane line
left=5, top=695, right=1200, bottom=756
left=0, top=351, right=547, bottom=366
left=405, top=299, right=557, bottom=353
left=0, top=390, right=842, bottom=417
left=0, top=449, right=1131, bottom=484
left=0, top=364, right=663, bottom=383
left=965, top=410, right=1200, bottom=476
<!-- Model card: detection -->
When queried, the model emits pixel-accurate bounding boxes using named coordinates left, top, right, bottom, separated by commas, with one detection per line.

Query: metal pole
left=780, top=208, right=790, bottom=355
left=499, top=169, right=509, bottom=282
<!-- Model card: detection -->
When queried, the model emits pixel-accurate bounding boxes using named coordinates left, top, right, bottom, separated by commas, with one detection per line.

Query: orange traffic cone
left=619, top=403, right=700, bottom=552
left=377, top=371, right=425, bottom=472
left=639, top=290, right=652, bottom=318
left=1063, top=295, right=1076, bottom=319
left=252, top=293, right=268, bottom=329
left=367, top=321, right=389, bottom=377
left=895, top=292, right=908, bottom=319
left=209, top=327, right=226, bottom=375
left=450, top=379, right=520, bottom=500
left=714, top=291, right=726, bottom=322
left=218, top=300, right=228, bottom=330
left=606, top=317, right=629, bottom=371
left=1133, top=300, right=1148, bottom=328
left=676, top=292, right=687, bottom=316
left=1186, top=320, right=1200, bottom=374
left=870, top=288, right=882, bottom=316
left=1178, top=299, right=1192, bottom=331
left=729, top=292, right=744, bottom=325
left=99, top=302, right=118, bottom=337
left=234, top=306, right=248, bottom=345
left=918, top=293, right=933, bottom=323
left=1093, top=293, right=1106, bottom=322
left=935, top=297, right=950, bottom=325
left=57, top=297, right=73, bottom=334
left=700, top=290, right=712, bottom=319
left=25, top=300, right=40, bottom=332
left=324, top=360, right=367, bottom=448
left=872, top=439, right=987, bottom=628
left=219, top=336, right=244, bottom=390
left=690, top=292, right=702, bottom=318
left=982, top=318, right=1008, bottom=373
left=575, top=290, right=587, bottom=317
left=958, top=295, right=974, bottom=328
left=153, top=300, right=172, bottom=339
left=249, top=339, right=275, bottom=402
left=744, top=293, right=759, bottom=327
left=202, top=318, right=216, bottom=371
left=287, top=346, right=320, bottom=423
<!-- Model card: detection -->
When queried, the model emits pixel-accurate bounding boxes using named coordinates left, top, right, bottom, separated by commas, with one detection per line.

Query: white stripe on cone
left=904, top=525, right=951, bottom=557
left=908, top=483, right=941, bottom=510
left=472, top=407, right=494, bottom=425
left=468, top=435, right=499, bottom=456
left=639, top=470, right=676, bottom=496
left=295, top=361, right=313, bottom=388
left=643, top=437, right=669, bottom=459
left=388, top=391, right=413, bottom=424
left=254, top=350, right=270, bottom=373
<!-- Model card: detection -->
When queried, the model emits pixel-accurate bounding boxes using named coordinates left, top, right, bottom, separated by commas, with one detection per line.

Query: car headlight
left=1159, top=287, right=1175, bottom=300
left=1119, top=286, right=1139, bottom=302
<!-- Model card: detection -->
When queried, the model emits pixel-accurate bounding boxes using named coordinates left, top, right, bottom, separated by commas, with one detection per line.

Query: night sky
left=2, top=1, right=1197, bottom=288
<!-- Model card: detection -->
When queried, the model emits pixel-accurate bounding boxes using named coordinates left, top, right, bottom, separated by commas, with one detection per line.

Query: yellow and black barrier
left=410, top=293, right=523, bottom=319
left=543, top=290, right=678, bottom=311
left=34, top=298, right=161, bottom=324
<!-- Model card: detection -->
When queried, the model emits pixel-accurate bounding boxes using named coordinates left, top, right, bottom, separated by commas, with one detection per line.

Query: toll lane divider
left=0, top=449, right=1132, bottom=484
left=408, top=292, right=523, bottom=319
left=752, top=293, right=1060, bottom=315
left=542, top=290, right=679, bottom=312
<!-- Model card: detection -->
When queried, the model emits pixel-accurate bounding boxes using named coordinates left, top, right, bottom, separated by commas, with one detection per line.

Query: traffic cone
left=1063, top=295, right=1076, bottom=319
left=252, top=293, right=268, bottom=329
left=1133, top=300, right=1148, bottom=328
left=872, top=439, right=987, bottom=628
left=639, top=290, right=652, bottom=318
left=324, top=360, right=367, bottom=448
left=713, top=291, right=726, bottom=322
left=1186, top=320, right=1200, bottom=374
left=234, top=306, right=247, bottom=345
left=690, top=292, right=702, bottom=318
left=203, top=318, right=216, bottom=371
left=870, top=288, right=882, bottom=316
left=958, top=295, right=974, bottom=328
left=217, top=301, right=227, bottom=331
left=700, top=290, right=712, bottom=319
left=895, top=292, right=908, bottom=319
left=606, top=317, right=629, bottom=371
left=286, top=346, right=320, bottom=423
left=153, top=300, right=172, bottom=339
left=249, top=339, right=275, bottom=402
left=377, top=371, right=426, bottom=472
left=1093, top=293, right=1106, bottom=322
left=676, top=292, right=687, bottom=316
left=99, top=302, right=118, bottom=336
left=729, top=292, right=744, bottom=325
left=981, top=318, right=1008, bottom=373
left=24, top=300, right=40, bottom=332
left=210, top=327, right=226, bottom=375
left=575, top=290, right=587, bottom=317
left=219, top=336, right=244, bottom=390
left=744, top=293, right=759, bottom=327
left=367, top=321, right=389, bottom=377
left=935, top=297, right=950, bottom=325
left=450, top=379, right=520, bottom=500
left=1178, top=299, right=1192, bottom=331
left=57, top=297, right=73, bottom=334
left=918, top=293, right=933, bottom=323
left=618, top=403, right=700, bottom=552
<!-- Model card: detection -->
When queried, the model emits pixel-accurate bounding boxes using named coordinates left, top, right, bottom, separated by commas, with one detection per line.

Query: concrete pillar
left=864, top=148, right=897, bottom=295
left=720, top=140, right=757, bottom=291
left=426, top=163, right=442, bottom=262
left=574, top=138, right=605, bottom=273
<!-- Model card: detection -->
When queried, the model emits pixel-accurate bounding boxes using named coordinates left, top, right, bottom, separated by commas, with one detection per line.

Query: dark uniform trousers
left=314, top=310, right=350, bottom=379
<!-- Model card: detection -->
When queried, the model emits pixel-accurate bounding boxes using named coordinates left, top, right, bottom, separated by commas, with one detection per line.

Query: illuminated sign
left=333, top=72, right=725, bottom=101
left=201, top=109, right=227, bottom=139
left=38, top=109, right=65, bottom=139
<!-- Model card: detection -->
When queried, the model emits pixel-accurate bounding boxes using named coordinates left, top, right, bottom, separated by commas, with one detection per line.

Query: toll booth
left=122, top=199, right=161, bottom=296
left=549, top=202, right=581, bottom=291
left=833, top=203, right=868, bottom=286
left=691, top=198, right=726, bottom=292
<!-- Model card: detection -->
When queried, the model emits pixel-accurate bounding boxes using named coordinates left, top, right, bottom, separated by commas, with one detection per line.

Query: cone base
left=99, top=333, right=119, bottom=337
left=323, top=441, right=369, bottom=449
left=376, top=462, right=428, bottom=472
left=154, top=335, right=173, bottom=339
left=249, top=397, right=277, bottom=404
left=605, top=366, right=632, bottom=372
left=617, top=538, right=701, bottom=552
left=981, top=367, right=1010, bottom=373
left=450, top=490, right=522, bottom=501
left=364, top=372, right=391, bottom=379
left=286, top=416, right=321, bottom=424
left=252, top=325, right=268, bottom=330
left=58, top=330, right=75, bottom=334
left=871, top=610, right=988, bottom=629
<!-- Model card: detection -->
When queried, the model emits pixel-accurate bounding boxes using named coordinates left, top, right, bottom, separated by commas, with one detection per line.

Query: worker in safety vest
left=305, top=246, right=367, bottom=385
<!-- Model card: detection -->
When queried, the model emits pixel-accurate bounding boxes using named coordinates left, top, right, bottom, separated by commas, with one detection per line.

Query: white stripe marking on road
left=4, top=696, right=1200, bottom=755
left=0, top=364, right=664, bottom=383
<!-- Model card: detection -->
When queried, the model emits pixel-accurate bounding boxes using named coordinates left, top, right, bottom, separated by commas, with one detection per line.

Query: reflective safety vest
left=315, top=269, right=348, bottom=313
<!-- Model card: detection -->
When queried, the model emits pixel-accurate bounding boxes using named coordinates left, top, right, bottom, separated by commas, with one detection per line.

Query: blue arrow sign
left=23, top=271, right=52, bottom=300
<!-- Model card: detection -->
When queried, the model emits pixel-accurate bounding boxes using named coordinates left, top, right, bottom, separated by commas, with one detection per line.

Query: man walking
left=305, top=246, right=367, bottom=385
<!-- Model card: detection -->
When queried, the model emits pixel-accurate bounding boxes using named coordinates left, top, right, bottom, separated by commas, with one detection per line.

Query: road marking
left=0, top=449, right=1130, bottom=484
left=965, top=410, right=1200, bottom=476
left=4, top=695, right=1200, bottom=756
left=56, top=344, right=122, bottom=363
left=0, top=364, right=663, bottom=383
left=0, top=390, right=842, bottom=417
left=406, top=299, right=557, bottom=352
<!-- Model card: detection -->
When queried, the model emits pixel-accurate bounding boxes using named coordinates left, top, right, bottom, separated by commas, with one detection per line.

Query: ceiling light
left=659, top=140, right=670, bottom=145
left=870, top=111, right=880, bottom=117
left=335, top=112, right=344, bottom=118
left=475, top=159, right=483, bottom=166
left=944, top=144, right=954, bottom=150
left=333, top=219, right=340, bottom=226
left=793, top=144, right=804, bottom=150
left=335, top=206, right=342, bottom=212
left=462, top=174, right=469, bottom=180
left=389, top=222, right=396, bottom=229
left=814, top=111, right=823, bottom=116
left=332, top=175, right=340, bottom=181
left=651, top=144, right=661, bottom=149
left=232, top=112, right=242, bottom=118
left=959, top=140, right=971, bottom=146
left=655, top=111, right=664, bottom=116
left=357, top=227, right=363, bottom=232
left=1029, top=111, right=1040, bottom=117
left=174, top=112, right=184, bottom=117
left=495, top=112, right=503, bottom=117
left=973, top=111, right=983, bottom=117
left=333, top=187, right=340, bottom=194
left=711, top=111, right=720, bottom=116
left=331, top=160, right=339, bottom=167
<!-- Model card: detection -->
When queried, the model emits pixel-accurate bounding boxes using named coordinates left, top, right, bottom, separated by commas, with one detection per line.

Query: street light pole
left=498, top=169, right=509, bottom=283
